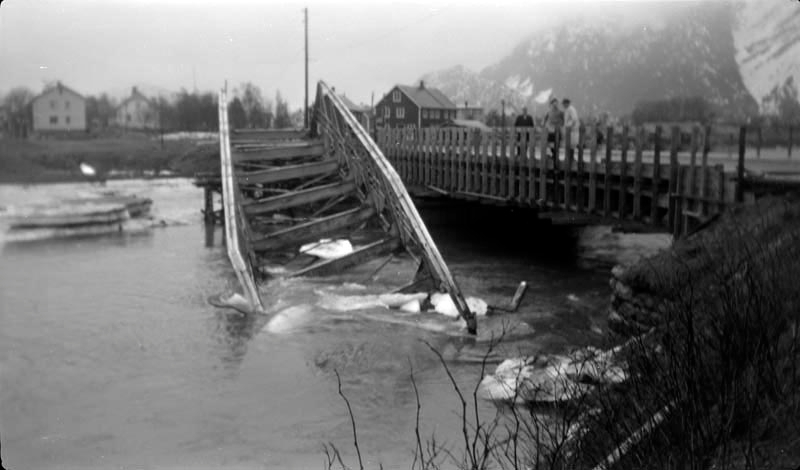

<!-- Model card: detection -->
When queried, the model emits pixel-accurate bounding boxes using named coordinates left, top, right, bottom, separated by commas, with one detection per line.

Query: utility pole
left=501, top=99, right=506, bottom=157
left=304, top=7, right=309, bottom=129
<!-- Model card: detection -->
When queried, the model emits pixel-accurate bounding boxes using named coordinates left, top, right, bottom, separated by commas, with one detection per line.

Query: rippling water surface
left=0, top=179, right=612, bottom=469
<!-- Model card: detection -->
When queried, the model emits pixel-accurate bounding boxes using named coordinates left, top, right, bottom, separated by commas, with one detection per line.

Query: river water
left=0, top=179, right=617, bottom=469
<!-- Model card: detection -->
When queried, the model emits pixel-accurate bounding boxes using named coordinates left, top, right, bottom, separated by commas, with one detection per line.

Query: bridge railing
left=376, top=125, right=748, bottom=238
left=311, top=81, right=476, bottom=333
left=218, top=88, right=264, bottom=312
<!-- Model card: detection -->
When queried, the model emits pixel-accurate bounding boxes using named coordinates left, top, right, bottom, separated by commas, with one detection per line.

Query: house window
left=434, top=110, right=440, bottom=119
left=384, top=106, right=390, bottom=118
left=49, top=116, right=58, bottom=124
left=422, top=109, right=429, bottom=119
left=126, top=113, right=132, bottom=123
left=65, top=101, right=70, bottom=109
left=396, top=107, right=405, bottom=118
left=66, top=116, right=71, bottom=124
left=50, top=100, right=55, bottom=109
left=392, top=90, right=401, bottom=103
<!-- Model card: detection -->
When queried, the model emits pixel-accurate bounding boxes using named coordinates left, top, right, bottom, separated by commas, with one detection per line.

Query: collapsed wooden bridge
left=208, top=81, right=477, bottom=333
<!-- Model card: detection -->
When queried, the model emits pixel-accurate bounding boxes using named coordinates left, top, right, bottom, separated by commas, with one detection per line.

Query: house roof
left=338, top=94, right=370, bottom=113
left=396, top=83, right=456, bottom=109
left=31, top=81, right=85, bottom=103
left=118, top=87, right=156, bottom=109
left=440, top=119, right=491, bottom=131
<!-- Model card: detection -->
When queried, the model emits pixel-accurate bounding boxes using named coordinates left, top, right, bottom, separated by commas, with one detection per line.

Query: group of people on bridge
left=514, top=97, right=580, bottom=161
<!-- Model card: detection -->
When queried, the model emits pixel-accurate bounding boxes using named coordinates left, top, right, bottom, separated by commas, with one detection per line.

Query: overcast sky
left=0, top=0, right=701, bottom=107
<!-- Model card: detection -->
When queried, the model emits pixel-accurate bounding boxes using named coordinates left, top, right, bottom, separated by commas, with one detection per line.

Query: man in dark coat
left=514, top=107, right=534, bottom=156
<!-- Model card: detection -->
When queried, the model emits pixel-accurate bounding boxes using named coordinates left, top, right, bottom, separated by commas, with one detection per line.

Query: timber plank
left=231, top=128, right=308, bottom=141
left=238, top=160, right=339, bottom=185
left=252, top=206, right=376, bottom=251
left=244, top=181, right=356, bottom=215
left=233, top=143, right=324, bottom=162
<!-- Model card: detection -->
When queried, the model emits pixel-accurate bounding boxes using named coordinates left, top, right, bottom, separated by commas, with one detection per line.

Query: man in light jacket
left=562, top=98, right=580, bottom=159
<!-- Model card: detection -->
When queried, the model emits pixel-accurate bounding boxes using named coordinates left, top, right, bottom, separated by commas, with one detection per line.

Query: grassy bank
left=0, top=137, right=219, bottom=184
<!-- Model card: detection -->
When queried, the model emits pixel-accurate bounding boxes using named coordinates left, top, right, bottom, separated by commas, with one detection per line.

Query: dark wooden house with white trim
left=375, top=81, right=457, bottom=128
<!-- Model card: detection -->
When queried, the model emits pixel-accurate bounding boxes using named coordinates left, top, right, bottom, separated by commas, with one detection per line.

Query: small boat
left=1, top=194, right=154, bottom=243
left=62, top=195, right=153, bottom=218
left=5, top=203, right=130, bottom=229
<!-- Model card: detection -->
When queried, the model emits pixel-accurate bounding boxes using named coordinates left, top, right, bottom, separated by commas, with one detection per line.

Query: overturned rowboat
left=2, top=195, right=153, bottom=242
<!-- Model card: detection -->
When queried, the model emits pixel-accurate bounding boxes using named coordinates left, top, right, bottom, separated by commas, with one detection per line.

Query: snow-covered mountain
left=733, top=0, right=800, bottom=114
left=422, top=1, right=797, bottom=119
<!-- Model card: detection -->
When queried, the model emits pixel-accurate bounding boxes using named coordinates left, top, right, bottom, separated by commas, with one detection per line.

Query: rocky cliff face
left=422, top=1, right=797, bottom=119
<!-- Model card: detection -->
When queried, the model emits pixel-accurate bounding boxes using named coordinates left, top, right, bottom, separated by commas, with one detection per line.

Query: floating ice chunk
left=430, top=293, right=488, bottom=317
left=398, top=299, right=421, bottom=313
left=265, top=304, right=314, bottom=334
left=299, top=239, right=353, bottom=259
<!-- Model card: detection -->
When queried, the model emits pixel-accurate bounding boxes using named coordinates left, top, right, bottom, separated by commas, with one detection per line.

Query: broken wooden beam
left=490, top=281, right=528, bottom=314
left=251, top=206, right=376, bottom=251
left=233, top=142, right=324, bottom=162
left=238, top=161, right=339, bottom=185
left=244, top=181, right=356, bottom=215
left=288, top=237, right=400, bottom=277
left=231, top=128, right=308, bottom=141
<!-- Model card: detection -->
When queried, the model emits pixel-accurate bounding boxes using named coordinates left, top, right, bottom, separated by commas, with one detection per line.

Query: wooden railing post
left=687, top=126, right=699, bottom=219
left=632, top=126, right=644, bottom=220
left=603, top=126, right=613, bottom=217
left=588, top=123, right=598, bottom=214
left=564, top=126, right=573, bottom=209
left=618, top=125, right=630, bottom=220
left=667, top=126, right=680, bottom=234
left=651, top=126, right=662, bottom=225
left=538, top=126, right=548, bottom=204
left=736, top=126, right=746, bottom=203
left=700, top=125, right=711, bottom=217
left=576, top=125, right=586, bottom=213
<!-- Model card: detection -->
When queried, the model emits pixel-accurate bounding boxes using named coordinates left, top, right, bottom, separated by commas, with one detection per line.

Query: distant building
left=115, top=86, right=159, bottom=130
left=375, top=81, right=457, bottom=128
left=31, top=82, right=87, bottom=133
left=339, top=94, right=372, bottom=132
left=456, top=101, right=485, bottom=121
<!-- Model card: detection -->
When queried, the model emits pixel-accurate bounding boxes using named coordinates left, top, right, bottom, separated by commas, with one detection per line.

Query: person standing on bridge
left=514, top=107, right=534, bottom=156
left=562, top=98, right=580, bottom=161
left=544, top=98, right=564, bottom=162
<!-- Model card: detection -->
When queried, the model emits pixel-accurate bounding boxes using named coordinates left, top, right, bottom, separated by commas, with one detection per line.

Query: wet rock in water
left=478, top=346, right=627, bottom=405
